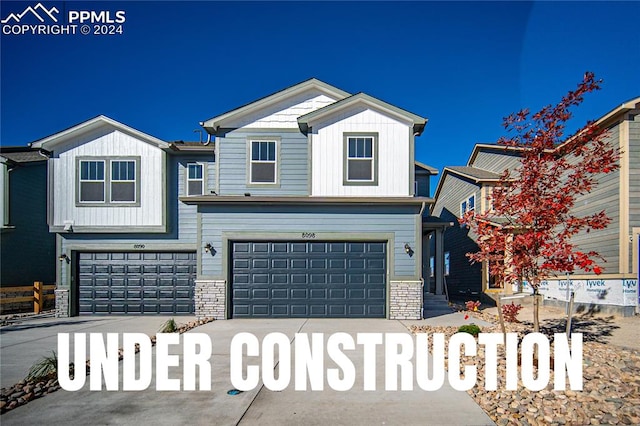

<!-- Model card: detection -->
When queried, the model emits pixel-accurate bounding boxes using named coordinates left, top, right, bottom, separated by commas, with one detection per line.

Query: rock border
left=0, top=317, right=215, bottom=414
left=411, top=310, right=640, bottom=425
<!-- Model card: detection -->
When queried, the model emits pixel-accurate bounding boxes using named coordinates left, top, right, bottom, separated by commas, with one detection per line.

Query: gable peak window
left=187, top=163, right=204, bottom=196
left=250, top=140, right=277, bottom=184
left=344, top=133, right=378, bottom=185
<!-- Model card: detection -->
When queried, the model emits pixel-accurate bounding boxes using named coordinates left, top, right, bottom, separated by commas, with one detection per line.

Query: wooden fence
left=0, top=282, right=56, bottom=313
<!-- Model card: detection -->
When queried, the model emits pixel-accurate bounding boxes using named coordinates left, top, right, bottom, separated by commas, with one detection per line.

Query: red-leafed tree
left=460, top=72, right=620, bottom=331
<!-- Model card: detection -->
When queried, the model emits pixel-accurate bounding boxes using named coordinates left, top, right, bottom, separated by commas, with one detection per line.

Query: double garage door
left=78, top=252, right=196, bottom=314
left=231, top=241, right=387, bottom=318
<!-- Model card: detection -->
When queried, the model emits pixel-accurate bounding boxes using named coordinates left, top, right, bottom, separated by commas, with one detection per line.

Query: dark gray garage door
left=78, top=252, right=196, bottom=314
left=231, top=241, right=386, bottom=318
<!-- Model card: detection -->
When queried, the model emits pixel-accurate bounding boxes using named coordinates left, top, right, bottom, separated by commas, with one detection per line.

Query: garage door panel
left=271, top=274, right=288, bottom=284
left=78, top=251, right=195, bottom=315
left=347, top=305, right=364, bottom=316
left=232, top=241, right=386, bottom=318
left=290, top=305, right=308, bottom=316
left=252, top=288, right=269, bottom=299
left=272, top=305, right=289, bottom=316
left=291, top=288, right=307, bottom=299
left=252, top=259, right=269, bottom=269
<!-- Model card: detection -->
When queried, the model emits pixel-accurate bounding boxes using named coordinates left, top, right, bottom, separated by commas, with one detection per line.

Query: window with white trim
left=460, top=194, right=475, bottom=217
left=111, top=160, right=136, bottom=202
left=346, top=136, right=374, bottom=182
left=250, top=140, right=277, bottom=184
left=187, top=163, right=204, bottom=196
left=79, top=160, right=105, bottom=202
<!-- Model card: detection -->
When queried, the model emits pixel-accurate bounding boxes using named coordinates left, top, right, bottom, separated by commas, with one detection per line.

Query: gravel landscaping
left=411, top=307, right=640, bottom=425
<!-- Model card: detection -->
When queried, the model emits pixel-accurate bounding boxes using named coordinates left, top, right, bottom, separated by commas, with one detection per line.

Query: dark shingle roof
left=446, top=166, right=501, bottom=181
left=0, top=148, right=49, bottom=163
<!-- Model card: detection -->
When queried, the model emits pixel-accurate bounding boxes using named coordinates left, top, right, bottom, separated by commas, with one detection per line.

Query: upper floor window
left=250, top=140, right=277, bottom=184
left=111, top=161, right=136, bottom=202
left=460, top=194, right=475, bottom=217
left=343, top=133, right=378, bottom=186
left=187, top=163, right=204, bottom=196
left=79, top=160, right=105, bottom=202
left=77, top=157, right=140, bottom=206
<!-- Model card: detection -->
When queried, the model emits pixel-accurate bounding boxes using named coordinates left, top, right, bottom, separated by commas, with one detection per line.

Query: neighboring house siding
left=0, top=163, right=55, bottom=286
left=431, top=174, right=483, bottom=296
left=568, top=124, right=621, bottom=274
left=228, top=92, right=339, bottom=130
left=218, top=130, right=308, bottom=196
left=416, top=175, right=430, bottom=197
left=470, top=149, right=522, bottom=174
left=50, top=127, right=165, bottom=229
left=432, top=174, right=479, bottom=221
left=628, top=112, right=640, bottom=269
left=311, top=108, right=411, bottom=197
left=199, top=205, right=419, bottom=279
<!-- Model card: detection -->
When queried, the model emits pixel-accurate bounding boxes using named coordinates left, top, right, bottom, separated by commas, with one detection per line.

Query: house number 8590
left=302, top=233, right=316, bottom=239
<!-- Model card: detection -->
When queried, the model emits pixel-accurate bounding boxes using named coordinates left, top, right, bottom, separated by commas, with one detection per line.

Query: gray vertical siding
left=0, top=162, right=55, bottom=286
left=218, top=130, right=309, bottom=196
left=199, top=205, right=419, bottom=279
left=431, top=174, right=483, bottom=296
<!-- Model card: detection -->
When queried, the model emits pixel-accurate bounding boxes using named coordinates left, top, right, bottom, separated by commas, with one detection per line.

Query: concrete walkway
left=1, top=316, right=494, bottom=426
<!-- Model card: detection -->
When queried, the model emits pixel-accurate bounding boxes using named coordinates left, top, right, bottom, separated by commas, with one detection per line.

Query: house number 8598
left=302, top=233, right=316, bottom=239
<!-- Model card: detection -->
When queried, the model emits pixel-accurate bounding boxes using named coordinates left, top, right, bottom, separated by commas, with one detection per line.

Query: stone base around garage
left=389, top=280, right=423, bottom=320
left=195, top=280, right=226, bottom=320
left=55, top=289, right=69, bottom=318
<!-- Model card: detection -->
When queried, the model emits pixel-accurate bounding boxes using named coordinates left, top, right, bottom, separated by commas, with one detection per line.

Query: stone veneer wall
left=195, top=280, right=226, bottom=319
left=55, top=289, right=69, bottom=318
left=389, top=280, right=423, bottom=320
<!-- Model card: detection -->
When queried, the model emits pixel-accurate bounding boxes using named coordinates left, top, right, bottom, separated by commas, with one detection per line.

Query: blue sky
left=1, top=1, right=639, bottom=180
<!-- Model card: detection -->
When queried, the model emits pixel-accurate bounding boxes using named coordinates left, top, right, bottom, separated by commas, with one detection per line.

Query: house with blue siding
left=29, top=79, right=439, bottom=319
left=431, top=97, right=640, bottom=315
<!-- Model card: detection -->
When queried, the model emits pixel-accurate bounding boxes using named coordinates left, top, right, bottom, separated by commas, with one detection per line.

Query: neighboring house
left=30, top=79, right=438, bottom=319
left=431, top=97, right=640, bottom=315
left=0, top=147, right=56, bottom=300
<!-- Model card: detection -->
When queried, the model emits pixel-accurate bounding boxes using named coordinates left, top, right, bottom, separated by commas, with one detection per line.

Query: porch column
left=434, top=229, right=444, bottom=295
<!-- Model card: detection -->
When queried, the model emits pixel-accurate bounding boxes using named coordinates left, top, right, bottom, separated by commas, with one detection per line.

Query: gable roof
left=297, top=92, right=428, bottom=135
left=29, top=115, right=169, bottom=150
left=467, top=143, right=525, bottom=167
left=556, top=95, right=640, bottom=152
left=446, top=166, right=501, bottom=181
left=200, top=78, right=351, bottom=133
left=431, top=166, right=501, bottom=208
left=415, top=160, right=438, bottom=175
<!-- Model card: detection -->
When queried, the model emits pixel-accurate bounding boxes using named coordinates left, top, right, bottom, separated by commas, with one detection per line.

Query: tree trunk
left=533, top=291, right=540, bottom=333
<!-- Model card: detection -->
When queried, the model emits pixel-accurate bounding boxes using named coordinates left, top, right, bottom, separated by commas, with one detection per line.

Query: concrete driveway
left=1, top=316, right=494, bottom=426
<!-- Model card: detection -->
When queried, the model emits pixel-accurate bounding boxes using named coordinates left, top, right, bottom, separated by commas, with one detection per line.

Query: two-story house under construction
left=30, top=79, right=438, bottom=319
left=431, top=96, right=640, bottom=315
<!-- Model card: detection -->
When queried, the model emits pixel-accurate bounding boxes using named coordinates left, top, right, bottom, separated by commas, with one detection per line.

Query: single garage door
left=78, top=252, right=196, bottom=314
left=231, top=241, right=386, bottom=318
